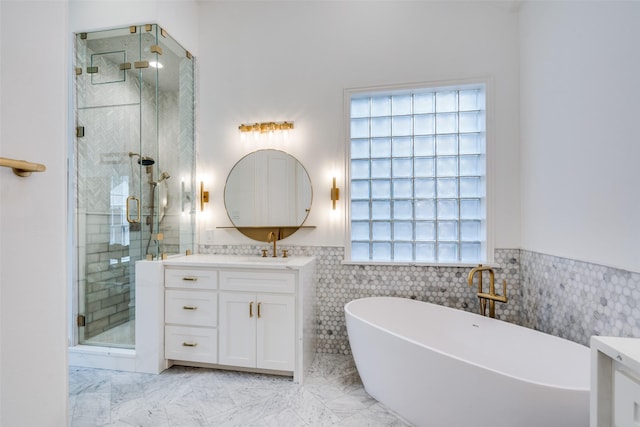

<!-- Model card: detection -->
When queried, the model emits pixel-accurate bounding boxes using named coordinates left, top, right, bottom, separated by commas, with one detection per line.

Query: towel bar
left=0, top=157, right=46, bottom=177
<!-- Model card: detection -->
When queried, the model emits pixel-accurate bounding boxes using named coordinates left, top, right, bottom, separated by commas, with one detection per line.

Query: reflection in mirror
left=224, top=149, right=312, bottom=240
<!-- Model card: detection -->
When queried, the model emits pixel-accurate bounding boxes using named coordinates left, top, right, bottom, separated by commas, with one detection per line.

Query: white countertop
left=162, top=253, right=315, bottom=270
left=591, top=336, right=640, bottom=374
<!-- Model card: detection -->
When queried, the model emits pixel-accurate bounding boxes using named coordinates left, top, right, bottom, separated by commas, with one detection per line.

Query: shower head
left=128, top=152, right=156, bottom=166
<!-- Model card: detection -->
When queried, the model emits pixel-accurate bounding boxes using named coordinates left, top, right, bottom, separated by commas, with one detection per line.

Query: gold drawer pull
left=249, top=301, right=254, bottom=318
left=257, top=302, right=262, bottom=318
left=182, top=342, right=198, bottom=347
left=182, top=306, right=198, bottom=310
left=182, top=277, right=198, bottom=281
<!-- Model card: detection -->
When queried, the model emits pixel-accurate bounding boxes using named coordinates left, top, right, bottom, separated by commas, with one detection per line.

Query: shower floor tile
left=69, top=353, right=412, bottom=426
left=82, top=320, right=135, bottom=348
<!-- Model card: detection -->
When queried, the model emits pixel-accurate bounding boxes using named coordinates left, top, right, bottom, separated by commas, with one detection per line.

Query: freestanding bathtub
left=345, top=297, right=590, bottom=427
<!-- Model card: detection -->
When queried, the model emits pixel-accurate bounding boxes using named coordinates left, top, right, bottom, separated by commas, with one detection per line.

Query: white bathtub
left=345, top=297, right=590, bottom=427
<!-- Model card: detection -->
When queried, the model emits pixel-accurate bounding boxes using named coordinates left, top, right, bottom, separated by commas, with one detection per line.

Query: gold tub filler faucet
left=467, top=264, right=508, bottom=318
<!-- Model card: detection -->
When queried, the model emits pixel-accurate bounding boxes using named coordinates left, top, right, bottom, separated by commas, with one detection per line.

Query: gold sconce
left=238, top=121, right=294, bottom=134
left=200, top=181, right=209, bottom=212
left=331, top=177, right=340, bottom=210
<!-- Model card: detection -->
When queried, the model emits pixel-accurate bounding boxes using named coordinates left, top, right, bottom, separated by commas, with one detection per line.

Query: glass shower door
left=73, top=24, right=195, bottom=349
left=75, top=27, right=145, bottom=348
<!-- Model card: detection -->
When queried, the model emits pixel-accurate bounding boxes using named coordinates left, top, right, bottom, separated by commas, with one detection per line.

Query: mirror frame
left=223, top=149, right=313, bottom=242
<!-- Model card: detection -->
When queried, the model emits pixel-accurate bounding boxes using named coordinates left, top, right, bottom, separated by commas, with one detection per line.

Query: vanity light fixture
left=200, top=181, right=209, bottom=212
left=331, top=177, right=340, bottom=210
left=238, top=121, right=294, bottom=134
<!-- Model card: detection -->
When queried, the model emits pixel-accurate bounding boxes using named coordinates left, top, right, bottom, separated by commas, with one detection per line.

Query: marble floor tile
left=69, top=354, right=412, bottom=427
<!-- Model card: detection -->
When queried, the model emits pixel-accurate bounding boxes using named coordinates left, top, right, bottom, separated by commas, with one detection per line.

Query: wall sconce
left=331, top=177, right=340, bottom=210
left=238, top=121, right=294, bottom=134
left=200, top=181, right=209, bottom=212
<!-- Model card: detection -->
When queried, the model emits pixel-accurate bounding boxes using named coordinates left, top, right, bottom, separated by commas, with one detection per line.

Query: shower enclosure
left=72, top=25, right=195, bottom=349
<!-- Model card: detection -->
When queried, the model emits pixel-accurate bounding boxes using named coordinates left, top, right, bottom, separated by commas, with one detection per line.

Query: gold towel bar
left=0, top=157, right=46, bottom=177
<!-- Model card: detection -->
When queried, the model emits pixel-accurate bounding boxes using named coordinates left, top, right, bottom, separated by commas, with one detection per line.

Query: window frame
left=343, top=78, right=495, bottom=266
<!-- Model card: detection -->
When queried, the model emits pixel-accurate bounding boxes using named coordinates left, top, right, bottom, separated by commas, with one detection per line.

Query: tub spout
left=467, top=265, right=507, bottom=318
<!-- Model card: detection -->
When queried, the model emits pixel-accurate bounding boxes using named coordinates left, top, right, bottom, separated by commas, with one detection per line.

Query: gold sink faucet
left=467, top=264, right=507, bottom=318
left=267, top=231, right=278, bottom=257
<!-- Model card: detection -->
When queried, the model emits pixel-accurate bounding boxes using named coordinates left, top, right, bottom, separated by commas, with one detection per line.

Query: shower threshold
left=69, top=320, right=136, bottom=372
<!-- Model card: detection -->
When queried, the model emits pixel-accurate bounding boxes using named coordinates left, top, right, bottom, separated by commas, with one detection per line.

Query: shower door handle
left=126, top=196, right=141, bottom=223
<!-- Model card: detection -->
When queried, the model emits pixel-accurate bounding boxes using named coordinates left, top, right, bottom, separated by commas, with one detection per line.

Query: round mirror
left=224, top=149, right=313, bottom=241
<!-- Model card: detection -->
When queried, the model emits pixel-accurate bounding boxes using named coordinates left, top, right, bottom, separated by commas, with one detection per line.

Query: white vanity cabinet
left=164, top=268, right=218, bottom=364
left=218, top=271, right=296, bottom=371
left=591, top=336, right=640, bottom=427
left=162, top=255, right=316, bottom=383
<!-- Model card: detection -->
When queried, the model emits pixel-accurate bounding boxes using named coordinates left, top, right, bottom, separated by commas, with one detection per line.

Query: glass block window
left=348, top=83, right=487, bottom=264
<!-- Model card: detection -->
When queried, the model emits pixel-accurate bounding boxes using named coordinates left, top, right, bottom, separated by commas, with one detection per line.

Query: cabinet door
left=219, top=292, right=256, bottom=368
left=614, top=369, right=640, bottom=427
left=256, top=294, right=295, bottom=371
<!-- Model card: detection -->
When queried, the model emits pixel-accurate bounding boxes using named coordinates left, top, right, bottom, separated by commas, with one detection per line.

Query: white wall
left=197, top=1, right=521, bottom=249
left=0, top=2, right=69, bottom=426
left=520, top=1, right=640, bottom=272
left=0, top=2, right=199, bottom=424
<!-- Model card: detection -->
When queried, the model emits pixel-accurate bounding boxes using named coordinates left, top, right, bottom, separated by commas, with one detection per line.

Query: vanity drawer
left=165, top=268, right=218, bottom=290
left=165, top=325, right=217, bottom=363
left=165, top=290, right=217, bottom=326
left=219, top=270, right=295, bottom=293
